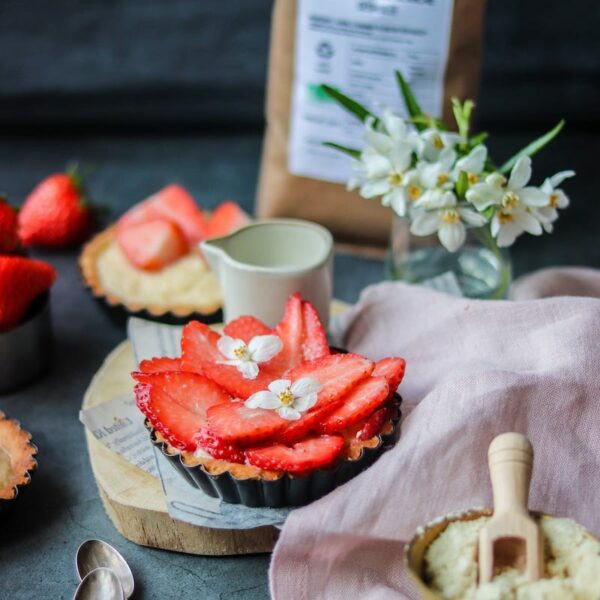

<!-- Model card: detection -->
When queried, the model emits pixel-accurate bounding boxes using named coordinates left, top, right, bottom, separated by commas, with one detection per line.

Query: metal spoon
left=73, top=567, right=124, bottom=600
left=76, top=540, right=134, bottom=598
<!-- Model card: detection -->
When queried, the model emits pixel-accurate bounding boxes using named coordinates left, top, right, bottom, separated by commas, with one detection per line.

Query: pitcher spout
left=200, top=237, right=229, bottom=276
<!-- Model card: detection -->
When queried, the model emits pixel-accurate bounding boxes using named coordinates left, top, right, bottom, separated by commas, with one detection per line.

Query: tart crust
left=0, top=411, right=37, bottom=501
left=79, top=226, right=223, bottom=319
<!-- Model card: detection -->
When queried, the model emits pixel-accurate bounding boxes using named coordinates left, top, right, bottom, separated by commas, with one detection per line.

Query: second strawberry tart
left=134, top=293, right=406, bottom=507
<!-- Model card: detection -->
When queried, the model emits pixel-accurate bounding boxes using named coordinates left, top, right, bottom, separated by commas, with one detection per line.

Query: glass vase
left=386, top=216, right=512, bottom=299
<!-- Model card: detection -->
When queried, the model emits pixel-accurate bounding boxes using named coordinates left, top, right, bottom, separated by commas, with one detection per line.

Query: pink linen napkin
left=270, top=267, right=600, bottom=600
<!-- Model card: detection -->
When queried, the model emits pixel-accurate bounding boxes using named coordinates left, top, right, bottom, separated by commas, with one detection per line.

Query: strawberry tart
left=134, top=293, right=405, bottom=507
left=80, top=184, right=250, bottom=322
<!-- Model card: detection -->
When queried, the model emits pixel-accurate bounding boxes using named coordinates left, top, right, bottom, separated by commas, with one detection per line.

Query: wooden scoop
left=478, top=433, right=543, bottom=584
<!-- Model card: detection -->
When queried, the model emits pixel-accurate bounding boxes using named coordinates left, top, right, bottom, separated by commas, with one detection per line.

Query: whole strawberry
left=0, top=196, right=18, bottom=253
left=18, top=168, right=93, bottom=248
left=0, top=256, right=56, bottom=331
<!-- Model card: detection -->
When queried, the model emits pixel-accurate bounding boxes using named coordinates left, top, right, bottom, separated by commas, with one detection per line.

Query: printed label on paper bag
left=289, top=0, right=454, bottom=183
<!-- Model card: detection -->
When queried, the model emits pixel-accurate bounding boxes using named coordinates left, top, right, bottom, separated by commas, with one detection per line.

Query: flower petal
left=248, top=335, right=283, bottom=363
left=291, top=377, right=321, bottom=397
left=217, top=336, right=244, bottom=359
left=458, top=207, right=487, bottom=227
left=360, top=177, right=390, bottom=199
left=438, top=222, right=466, bottom=252
left=516, top=209, right=543, bottom=236
left=364, top=129, right=392, bottom=155
left=389, top=188, right=409, bottom=217
left=238, top=361, right=260, bottom=380
left=245, top=391, right=280, bottom=409
left=268, top=379, right=291, bottom=395
left=508, top=156, right=532, bottom=190
left=456, top=145, right=487, bottom=175
left=294, top=393, right=318, bottom=413
left=382, top=108, right=407, bottom=140
left=388, top=144, right=413, bottom=173
left=277, top=406, right=302, bottom=421
left=496, top=222, right=522, bottom=247
left=466, top=183, right=503, bottom=210
left=548, top=170, right=575, bottom=189
left=361, top=151, right=391, bottom=179
left=410, top=210, right=441, bottom=236
left=519, top=187, right=550, bottom=208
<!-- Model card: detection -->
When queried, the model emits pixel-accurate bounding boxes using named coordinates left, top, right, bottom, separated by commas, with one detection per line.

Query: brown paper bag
left=257, top=0, right=486, bottom=249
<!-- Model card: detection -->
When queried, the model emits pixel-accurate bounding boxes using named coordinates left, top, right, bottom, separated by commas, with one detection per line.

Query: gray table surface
left=0, top=132, right=596, bottom=600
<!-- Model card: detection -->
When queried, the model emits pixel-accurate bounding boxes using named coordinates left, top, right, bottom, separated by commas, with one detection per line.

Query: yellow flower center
left=549, top=193, right=559, bottom=208
left=437, top=173, right=449, bottom=185
left=502, top=191, right=520, bottom=210
left=278, top=388, right=295, bottom=406
left=468, top=172, right=479, bottom=185
left=498, top=211, right=514, bottom=224
left=433, top=135, right=444, bottom=149
left=408, top=184, right=422, bottom=201
left=233, top=345, right=250, bottom=360
left=388, top=172, right=403, bottom=187
left=441, top=209, right=460, bottom=225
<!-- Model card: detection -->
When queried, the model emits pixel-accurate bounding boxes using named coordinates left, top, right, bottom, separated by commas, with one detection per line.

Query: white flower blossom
left=217, top=335, right=282, bottom=380
left=419, top=128, right=463, bottom=162
left=466, top=156, right=549, bottom=247
left=245, top=378, right=321, bottom=421
left=411, top=191, right=487, bottom=252
left=532, top=170, right=575, bottom=233
left=417, top=147, right=457, bottom=199
left=451, top=145, right=488, bottom=185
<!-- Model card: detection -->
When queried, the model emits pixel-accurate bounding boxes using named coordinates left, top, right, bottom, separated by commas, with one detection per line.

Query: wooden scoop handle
left=488, top=433, right=533, bottom=515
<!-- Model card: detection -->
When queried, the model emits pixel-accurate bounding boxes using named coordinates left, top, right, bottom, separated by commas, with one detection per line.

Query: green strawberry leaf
left=499, top=120, right=565, bottom=174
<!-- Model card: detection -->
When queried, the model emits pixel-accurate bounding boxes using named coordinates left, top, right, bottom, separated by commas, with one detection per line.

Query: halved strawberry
left=117, top=218, right=188, bottom=271
left=206, top=201, right=251, bottom=239
left=138, top=356, right=181, bottom=374
left=206, top=401, right=287, bottom=445
left=180, top=320, right=222, bottom=370
left=118, top=184, right=208, bottom=244
left=357, top=403, right=396, bottom=441
left=133, top=371, right=231, bottom=419
left=320, top=376, right=390, bottom=434
left=372, top=357, right=406, bottom=395
left=286, top=353, right=374, bottom=411
left=135, top=382, right=203, bottom=452
left=195, top=427, right=245, bottom=463
left=302, top=300, right=329, bottom=361
left=223, top=315, right=273, bottom=344
left=245, top=435, right=344, bottom=473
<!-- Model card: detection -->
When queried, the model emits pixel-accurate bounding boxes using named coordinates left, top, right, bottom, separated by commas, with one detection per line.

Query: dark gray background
left=0, top=2, right=598, bottom=599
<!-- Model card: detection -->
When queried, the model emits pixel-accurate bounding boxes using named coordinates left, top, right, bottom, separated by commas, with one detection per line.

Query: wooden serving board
left=82, top=341, right=279, bottom=555
left=82, top=301, right=348, bottom=555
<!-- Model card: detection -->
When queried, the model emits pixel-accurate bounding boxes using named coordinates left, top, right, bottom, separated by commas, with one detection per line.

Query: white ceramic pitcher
left=201, top=219, right=333, bottom=328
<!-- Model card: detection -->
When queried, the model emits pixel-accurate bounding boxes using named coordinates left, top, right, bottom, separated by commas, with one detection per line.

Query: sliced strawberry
left=118, top=184, right=208, bottom=244
left=372, top=357, right=406, bottom=395
left=276, top=401, right=342, bottom=445
left=206, top=201, right=251, bottom=239
left=206, top=401, right=287, bottom=445
left=320, top=376, right=390, bottom=434
left=286, top=353, right=374, bottom=411
left=245, top=435, right=344, bottom=473
left=223, top=315, right=273, bottom=344
left=180, top=320, right=222, bottom=370
left=273, top=292, right=304, bottom=371
left=138, top=356, right=181, bottom=374
left=117, top=218, right=188, bottom=271
left=357, top=403, right=396, bottom=441
left=301, top=299, right=329, bottom=361
left=201, top=361, right=275, bottom=400
left=195, top=427, right=245, bottom=463
left=135, top=382, right=203, bottom=452
left=133, top=371, right=231, bottom=420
